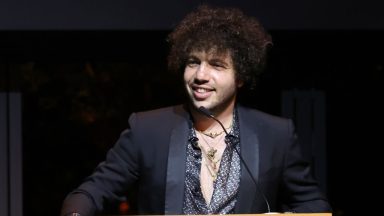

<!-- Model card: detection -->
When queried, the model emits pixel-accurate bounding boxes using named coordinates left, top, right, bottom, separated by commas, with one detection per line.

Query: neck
left=191, top=103, right=235, bottom=132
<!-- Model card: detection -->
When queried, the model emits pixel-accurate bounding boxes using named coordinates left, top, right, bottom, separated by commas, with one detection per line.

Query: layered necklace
left=196, top=129, right=226, bottom=181
left=196, top=128, right=229, bottom=204
left=194, top=116, right=234, bottom=205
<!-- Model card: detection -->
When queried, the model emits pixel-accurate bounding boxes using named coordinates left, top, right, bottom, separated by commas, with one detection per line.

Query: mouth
left=191, top=86, right=214, bottom=100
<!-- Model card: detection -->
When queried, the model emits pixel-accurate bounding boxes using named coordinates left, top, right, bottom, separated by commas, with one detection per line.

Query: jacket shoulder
left=127, top=104, right=188, bottom=132
left=134, top=104, right=186, bottom=121
left=238, top=105, right=291, bottom=127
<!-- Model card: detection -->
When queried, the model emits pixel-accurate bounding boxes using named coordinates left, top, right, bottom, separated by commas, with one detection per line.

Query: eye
left=212, top=63, right=224, bottom=68
left=210, top=61, right=227, bottom=70
left=186, top=58, right=200, bottom=67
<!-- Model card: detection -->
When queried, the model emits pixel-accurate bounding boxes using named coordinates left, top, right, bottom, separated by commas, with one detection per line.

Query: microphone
left=198, top=106, right=271, bottom=213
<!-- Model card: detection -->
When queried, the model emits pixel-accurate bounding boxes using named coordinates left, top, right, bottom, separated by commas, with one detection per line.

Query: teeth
left=196, top=88, right=208, bottom=93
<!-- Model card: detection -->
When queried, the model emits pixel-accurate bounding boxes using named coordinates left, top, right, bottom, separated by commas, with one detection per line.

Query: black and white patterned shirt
left=182, top=110, right=241, bottom=214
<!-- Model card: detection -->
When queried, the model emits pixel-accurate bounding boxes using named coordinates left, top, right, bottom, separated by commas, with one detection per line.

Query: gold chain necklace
left=197, top=130, right=222, bottom=161
left=201, top=147, right=221, bottom=181
left=199, top=130, right=225, bottom=139
left=198, top=123, right=232, bottom=139
left=197, top=130, right=225, bottom=180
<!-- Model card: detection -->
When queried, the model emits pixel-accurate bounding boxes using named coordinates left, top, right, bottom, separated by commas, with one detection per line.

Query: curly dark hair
left=167, top=4, right=272, bottom=90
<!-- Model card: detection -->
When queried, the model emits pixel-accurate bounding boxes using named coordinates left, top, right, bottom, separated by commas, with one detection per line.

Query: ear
left=236, top=80, right=244, bottom=88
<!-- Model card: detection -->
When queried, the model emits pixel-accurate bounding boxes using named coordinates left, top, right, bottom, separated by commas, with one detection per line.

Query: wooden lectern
left=228, top=214, right=332, bottom=216
left=119, top=214, right=332, bottom=216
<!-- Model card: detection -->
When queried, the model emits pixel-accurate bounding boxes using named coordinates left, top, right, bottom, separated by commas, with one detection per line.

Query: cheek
left=217, top=74, right=237, bottom=87
left=183, top=69, right=193, bottom=82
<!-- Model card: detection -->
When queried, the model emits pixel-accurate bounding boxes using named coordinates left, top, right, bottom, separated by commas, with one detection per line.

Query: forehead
left=189, top=49, right=232, bottom=62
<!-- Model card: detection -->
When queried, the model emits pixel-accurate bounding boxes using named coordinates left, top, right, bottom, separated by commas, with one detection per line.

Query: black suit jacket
left=62, top=104, right=331, bottom=215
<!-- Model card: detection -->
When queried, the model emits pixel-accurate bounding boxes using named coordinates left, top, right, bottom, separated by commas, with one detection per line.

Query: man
left=61, top=5, right=331, bottom=216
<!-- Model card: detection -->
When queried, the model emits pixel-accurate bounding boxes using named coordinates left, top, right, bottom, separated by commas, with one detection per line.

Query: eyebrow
left=187, top=55, right=199, bottom=59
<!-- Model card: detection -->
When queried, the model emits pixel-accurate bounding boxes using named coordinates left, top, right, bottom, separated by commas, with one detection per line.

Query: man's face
left=184, top=50, right=243, bottom=114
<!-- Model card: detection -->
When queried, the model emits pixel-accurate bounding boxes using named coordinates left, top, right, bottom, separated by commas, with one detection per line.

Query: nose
left=195, top=62, right=209, bottom=81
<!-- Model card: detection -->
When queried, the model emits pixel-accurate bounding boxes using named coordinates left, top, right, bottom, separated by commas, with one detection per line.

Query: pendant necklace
left=197, top=130, right=225, bottom=180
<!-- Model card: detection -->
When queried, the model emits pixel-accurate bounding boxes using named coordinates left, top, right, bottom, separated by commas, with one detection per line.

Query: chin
left=191, top=101, right=213, bottom=110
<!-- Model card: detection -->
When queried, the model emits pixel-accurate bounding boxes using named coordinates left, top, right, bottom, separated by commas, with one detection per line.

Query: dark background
left=1, top=0, right=384, bottom=30
left=1, top=1, right=383, bottom=215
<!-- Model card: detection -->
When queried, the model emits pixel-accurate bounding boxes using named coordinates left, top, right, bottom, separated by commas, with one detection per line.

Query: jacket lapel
left=235, top=105, right=264, bottom=213
left=164, top=107, right=190, bottom=214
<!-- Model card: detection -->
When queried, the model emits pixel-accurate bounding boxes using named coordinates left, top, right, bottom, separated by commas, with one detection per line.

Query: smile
left=191, top=86, right=214, bottom=100
left=195, top=88, right=210, bottom=93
